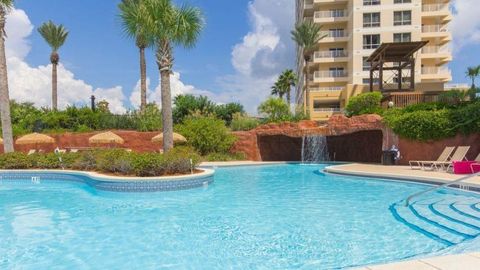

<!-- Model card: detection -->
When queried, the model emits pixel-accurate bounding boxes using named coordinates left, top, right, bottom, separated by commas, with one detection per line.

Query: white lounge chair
left=409, top=146, right=455, bottom=170
left=423, top=146, right=470, bottom=171
left=27, top=149, right=36, bottom=155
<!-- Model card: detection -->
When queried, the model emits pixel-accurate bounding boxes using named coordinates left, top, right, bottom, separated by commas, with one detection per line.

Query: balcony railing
left=320, top=30, right=348, bottom=38
left=422, top=4, right=448, bottom=12
left=421, top=45, right=450, bottom=54
left=314, top=70, right=348, bottom=78
left=314, top=50, right=348, bottom=58
left=304, top=0, right=313, bottom=9
left=422, top=25, right=448, bottom=33
left=313, top=107, right=342, bottom=112
left=314, top=10, right=348, bottom=19
left=310, top=86, right=344, bottom=92
left=421, top=67, right=450, bottom=75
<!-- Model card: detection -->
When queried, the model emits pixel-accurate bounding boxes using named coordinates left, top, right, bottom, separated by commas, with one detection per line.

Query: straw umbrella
left=0, top=137, right=3, bottom=144
left=152, top=132, right=187, bottom=144
left=89, top=131, right=125, bottom=148
left=16, top=132, right=56, bottom=152
left=16, top=133, right=55, bottom=145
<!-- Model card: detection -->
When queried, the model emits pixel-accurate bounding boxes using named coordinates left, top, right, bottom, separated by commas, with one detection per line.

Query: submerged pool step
left=391, top=204, right=464, bottom=246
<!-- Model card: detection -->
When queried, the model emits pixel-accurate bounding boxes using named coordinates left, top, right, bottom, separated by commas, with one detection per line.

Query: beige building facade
left=296, top=0, right=452, bottom=121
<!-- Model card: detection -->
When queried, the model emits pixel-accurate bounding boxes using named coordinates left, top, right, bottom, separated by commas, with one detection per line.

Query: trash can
left=382, top=150, right=396, bottom=165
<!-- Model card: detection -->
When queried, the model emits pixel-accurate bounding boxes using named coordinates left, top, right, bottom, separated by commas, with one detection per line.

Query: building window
left=394, top=0, right=411, bottom=3
left=363, top=57, right=371, bottom=71
left=329, top=28, right=345, bottom=38
left=394, top=11, right=412, bottom=26
left=363, top=13, right=380, bottom=28
left=363, top=78, right=379, bottom=84
left=363, top=34, right=381, bottom=49
left=363, top=0, right=380, bottom=5
left=393, top=33, right=411, bottom=43
left=329, top=48, right=345, bottom=57
left=329, top=67, right=345, bottom=77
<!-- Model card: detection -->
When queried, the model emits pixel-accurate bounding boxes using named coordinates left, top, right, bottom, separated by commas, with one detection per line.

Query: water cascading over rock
left=301, top=135, right=330, bottom=163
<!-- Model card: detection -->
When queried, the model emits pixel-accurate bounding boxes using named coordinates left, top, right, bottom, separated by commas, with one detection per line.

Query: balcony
left=310, top=106, right=343, bottom=122
left=421, top=67, right=452, bottom=82
left=313, top=50, right=348, bottom=63
left=310, top=86, right=344, bottom=92
left=314, top=0, right=348, bottom=4
left=421, top=46, right=452, bottom=63
left=304, top=0, right=313, bottom=10
left=313, top=70, right=348, bottom=83
left=314, top=10, right=348, bottom=23
left=421, top=24, right=451, bottom=43
left=319, top=30, right=349, bottom=43
left=422, top=4, right=451, bottom=22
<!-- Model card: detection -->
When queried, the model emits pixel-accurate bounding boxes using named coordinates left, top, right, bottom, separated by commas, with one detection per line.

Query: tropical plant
left=142, top=0, right=205, bottom=152
left=258, top=97, right=290, bottom=123
left=466, top=65, right=480, bottom=89
left=230, top=112, right=259, bottom=131
left=291, top=21, right=326, bottom=114
left=271, top=80, right=285, bottom=99
left=279, top=69, right=297, bottom=107
left=214, top=102, right=244, bottom=125
left=118, top=0, right=152, bottom=112
left=173, top=94, right=215, bottom=124
left=345, top=92, right=383, bottom=117
left=0, top=0, right=14, bottom=152
left=38, top=21, right=69, bottom=111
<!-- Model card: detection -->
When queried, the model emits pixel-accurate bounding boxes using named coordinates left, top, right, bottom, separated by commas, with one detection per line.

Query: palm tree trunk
left=0, top=11, right=14, bottom=153
left=52, top=62, right=58, bottom=110
left=139, top=46, right=147, bottom=112
left=304, top=58, right=310, bottom=115
left=156, top=41, right=174, bottom=152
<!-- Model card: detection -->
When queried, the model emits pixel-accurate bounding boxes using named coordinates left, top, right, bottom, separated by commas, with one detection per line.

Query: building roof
left=367, top=41, right=428, bottom=63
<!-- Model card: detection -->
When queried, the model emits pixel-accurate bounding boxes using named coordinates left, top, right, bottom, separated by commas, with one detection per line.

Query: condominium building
left=295, top=0, right=452, bottom=121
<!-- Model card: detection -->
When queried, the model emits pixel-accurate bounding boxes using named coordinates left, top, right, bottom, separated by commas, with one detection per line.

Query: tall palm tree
left=291, top=21, right=326, bottom=114
left=0, top=0, right=14, bottom=153
left=143, top=0, right=204, bottom=152
left=279, top=69, right=297, bottom=107
left=466, top=66, right=480, bottom=89
left=119, top=0, right=152, bottom=112
left=271, top=80, right=285, bottom=99
left=38, top=21, right=69, bottom=111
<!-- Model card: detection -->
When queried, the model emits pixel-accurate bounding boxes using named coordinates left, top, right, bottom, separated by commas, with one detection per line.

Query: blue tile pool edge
left=0, top=168, right=215, bottom=192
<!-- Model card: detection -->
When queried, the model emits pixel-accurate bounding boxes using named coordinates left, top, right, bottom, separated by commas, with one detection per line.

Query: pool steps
left=390, top=194, right=480, bottom=247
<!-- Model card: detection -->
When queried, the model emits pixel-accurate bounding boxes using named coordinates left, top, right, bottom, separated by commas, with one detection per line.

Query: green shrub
left=384, top=110, right=455, bottom=141
left=96, top=149, right=133, bottom=174
left=258, top=97, right=290, bottom=122
left=131, top=153, right=165, bottom=177
left=345, top=92, right=383, bottom=116
left=449, top=101, right=480, bottom=135
left=438, top=89, right=468, bottom=107
left=33, top=153, right=62, bottom=169
left=72, top=151, right=97, bottom=171
left=204, top=152, right=246, bottom=162
left=176, top=116, right=236, bottom=155
left=163, top=146, right=201, bottom=174
left=0, top=152, right=33, bottom=169
left=230, top=113, right=260, bottom=131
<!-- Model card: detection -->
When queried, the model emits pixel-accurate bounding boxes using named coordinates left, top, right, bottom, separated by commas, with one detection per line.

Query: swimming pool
left=0, top=164, right=479, bottom=269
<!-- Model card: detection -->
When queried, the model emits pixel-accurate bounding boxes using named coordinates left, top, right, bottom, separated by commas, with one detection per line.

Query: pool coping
left=324, top=163, right=480, bottom=192
left=0, top=168, right=215, bottom=192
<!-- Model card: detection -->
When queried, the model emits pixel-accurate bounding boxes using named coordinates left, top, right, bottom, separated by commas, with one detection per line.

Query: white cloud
left=451, top=0, right=480, bottom=51
left=217, top=0, right=295, bottom=113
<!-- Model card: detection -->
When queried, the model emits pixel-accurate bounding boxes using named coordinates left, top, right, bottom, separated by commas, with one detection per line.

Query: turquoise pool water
left=0, top=164, right=479, bottom=269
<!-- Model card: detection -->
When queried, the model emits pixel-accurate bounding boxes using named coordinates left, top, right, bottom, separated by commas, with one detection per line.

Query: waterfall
left=301, top=135, right=330, bottom=163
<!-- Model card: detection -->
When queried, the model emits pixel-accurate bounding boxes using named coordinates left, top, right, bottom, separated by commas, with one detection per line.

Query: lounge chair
left=70, top=149, right=79, bottom=153
left=423, top=146, right=471, bottom=171
left=470, top=153, right=480, bottom=173
left=409, top=146, right=455, bottom=170
left=27, top=149, right=36, bottom=155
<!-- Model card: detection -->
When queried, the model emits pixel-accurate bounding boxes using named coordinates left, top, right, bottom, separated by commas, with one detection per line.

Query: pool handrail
left=404, top=171, right=480, bottom=207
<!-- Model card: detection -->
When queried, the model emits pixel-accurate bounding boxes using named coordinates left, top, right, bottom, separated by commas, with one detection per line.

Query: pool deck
left=356, top=252, right=480, bottom=270
left=325, top=163, right=480, bottom=189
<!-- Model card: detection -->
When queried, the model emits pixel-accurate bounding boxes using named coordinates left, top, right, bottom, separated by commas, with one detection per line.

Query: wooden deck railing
left=382, top=92, right=441, bottom=108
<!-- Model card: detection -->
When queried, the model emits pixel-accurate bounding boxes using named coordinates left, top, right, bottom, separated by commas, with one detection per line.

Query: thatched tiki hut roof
left=151, top=133, right=187, bottom=144
left=16, top=133, right=55, bottom=145
left=89, top=131, right=125, bottom=145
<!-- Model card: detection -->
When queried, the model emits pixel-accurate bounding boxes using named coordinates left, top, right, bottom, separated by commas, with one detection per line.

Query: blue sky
left=5, top=0, right=480, bottom=113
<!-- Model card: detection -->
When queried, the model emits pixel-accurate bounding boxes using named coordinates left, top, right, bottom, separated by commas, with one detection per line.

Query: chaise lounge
left=409, top=146, right=455, bottom=170
left=422, top=146, right=470, bottom=171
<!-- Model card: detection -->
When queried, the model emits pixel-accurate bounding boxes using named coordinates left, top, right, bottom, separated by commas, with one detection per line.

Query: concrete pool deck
left=325, top=163, right=480, bottom=190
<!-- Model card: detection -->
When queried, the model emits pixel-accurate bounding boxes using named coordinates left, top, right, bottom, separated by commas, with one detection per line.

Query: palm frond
left=291, top=20, right=326, bottom=55
left=118, top=0, right=153, bottom=48
left=38, top=20, right=69, bottom=52
left=0, top=0, right=14, bottom=12
left=172, top=4, right=205, bottom=48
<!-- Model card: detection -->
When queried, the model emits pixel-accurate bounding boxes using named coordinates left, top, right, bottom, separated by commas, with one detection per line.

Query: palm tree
left=271, top=80, right=285, bottom=99
left=0, top=0, right=14, bottom=153
left=279, top=69, right=297, bottom=107
left=119, top=0, right=152, bottom=112
left=38, top=21, right=69, bottom=111
left=291, top=21, right=326, bottom=114
left=466, top=66, right=480, bottom=89
left=143, top=0, right=204, bottom=152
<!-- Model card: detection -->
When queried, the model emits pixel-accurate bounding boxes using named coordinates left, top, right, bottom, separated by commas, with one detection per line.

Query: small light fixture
left=388, top=101, right=395, bottom=108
